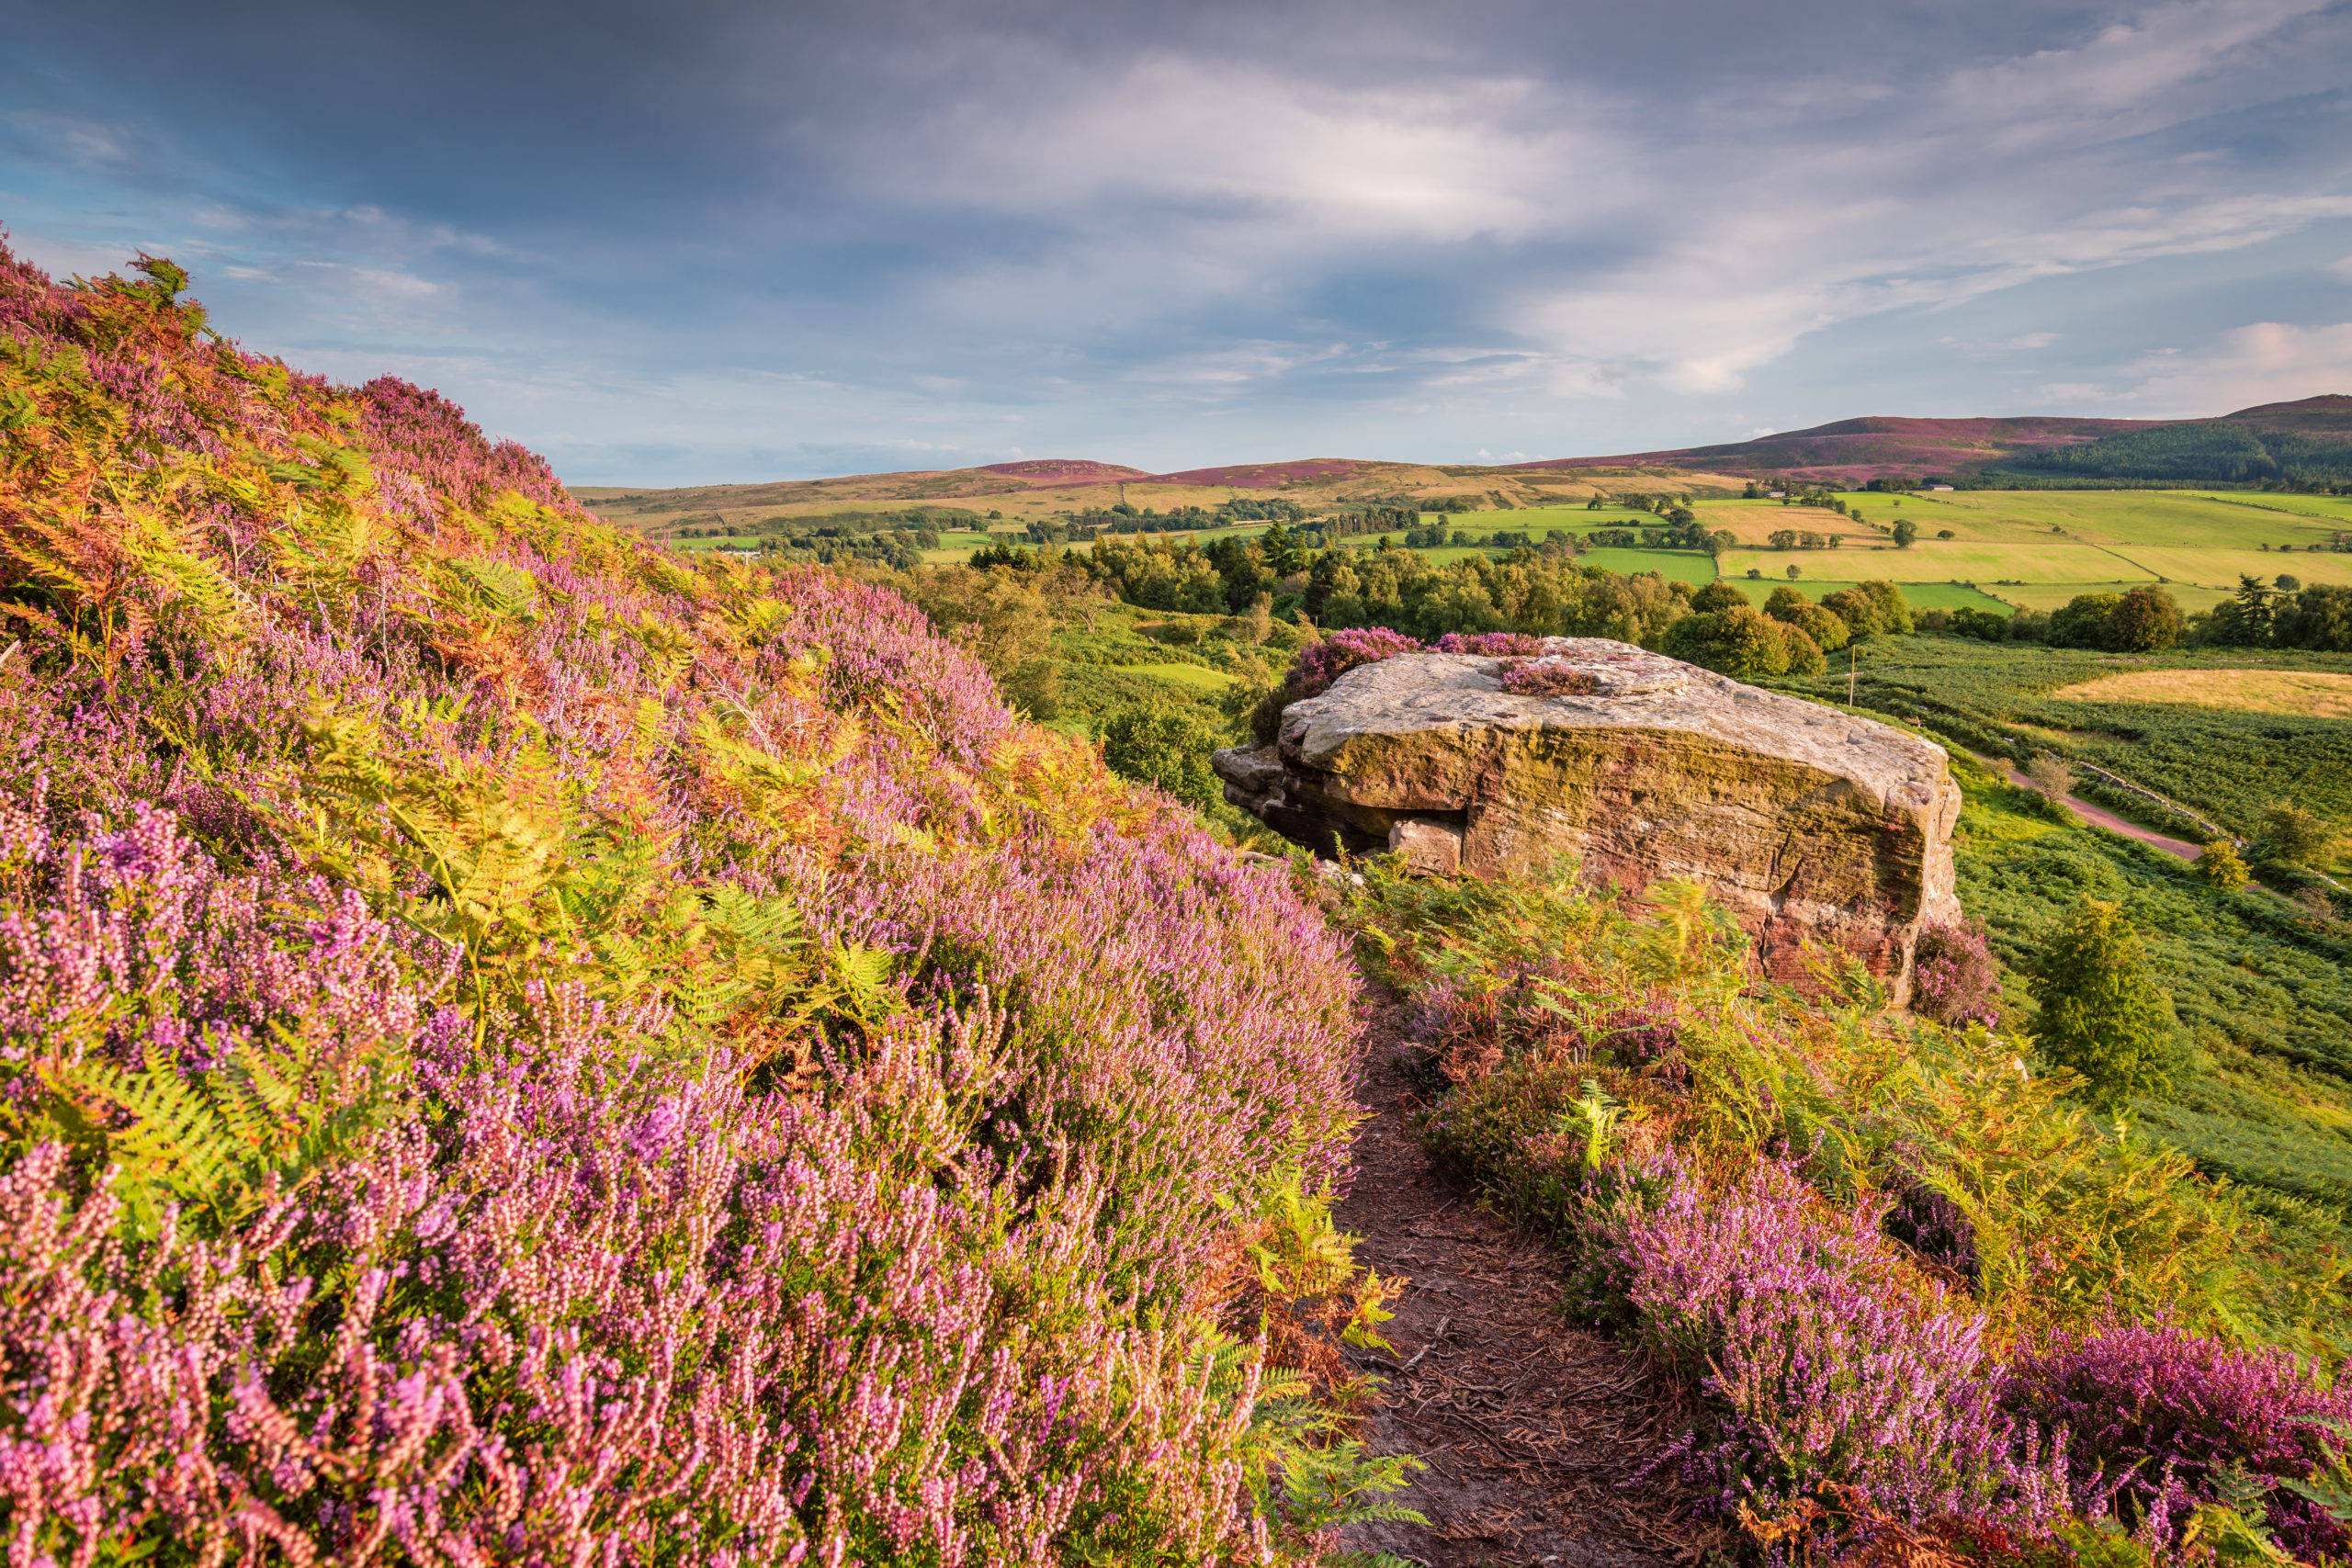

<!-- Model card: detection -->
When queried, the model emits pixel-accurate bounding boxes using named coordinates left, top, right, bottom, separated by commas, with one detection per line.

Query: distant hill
left=1500, top=396, right=2352, bottom=486
left=1508, top=414, right=2167, bottom=485
left=570, top=396, right=2352, bottom=524
left=1999, top=396, right=2352, bottom=487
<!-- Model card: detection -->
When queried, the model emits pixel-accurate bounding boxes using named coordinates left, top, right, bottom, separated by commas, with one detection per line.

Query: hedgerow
left=0, top=245, right=1398, bottom=1562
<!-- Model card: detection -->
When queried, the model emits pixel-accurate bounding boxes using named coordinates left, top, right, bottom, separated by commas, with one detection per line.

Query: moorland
left=8, top=244, right=2352, bottom=1566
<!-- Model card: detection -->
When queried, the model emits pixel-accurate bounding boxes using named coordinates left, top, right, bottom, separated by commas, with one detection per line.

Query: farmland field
left=2049, top=668, right=2352, bottom=719
left=1575, top=546, right=1716, bottom=583
left=2103, top=545, right=2352, bottom=592
left=1720, top=576, right=2013, bottom=612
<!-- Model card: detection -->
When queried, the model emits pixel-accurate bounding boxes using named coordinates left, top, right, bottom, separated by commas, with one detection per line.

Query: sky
left=4, top=0, right=2351, bottom=484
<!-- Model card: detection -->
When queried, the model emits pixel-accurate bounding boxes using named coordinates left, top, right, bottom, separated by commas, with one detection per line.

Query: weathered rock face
left=1213, top=638, right=1962, bottom=998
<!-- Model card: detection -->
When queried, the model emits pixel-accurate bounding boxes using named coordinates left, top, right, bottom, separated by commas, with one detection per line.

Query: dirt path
left=1336, top=1020, right=1703, bottom=1567
left=1971, top=751, right=2203, bottom=862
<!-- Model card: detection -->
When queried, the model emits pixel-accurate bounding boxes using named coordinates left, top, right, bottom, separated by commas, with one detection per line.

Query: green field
left=1916, top=490, right=2352, bottom=549
left=1577, top=547, right=1718, bottom=583
left=2106, top=545, right=2352, bottom=592
left=1720, top=576, right=2013, bottom=613
left=1113, top=661, right=1238, bottom=690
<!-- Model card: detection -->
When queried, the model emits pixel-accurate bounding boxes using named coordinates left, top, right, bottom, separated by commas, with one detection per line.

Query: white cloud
left=2114, top=321, right=2352, bottom=412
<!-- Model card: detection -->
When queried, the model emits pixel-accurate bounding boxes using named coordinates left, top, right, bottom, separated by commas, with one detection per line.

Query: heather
left=0, top=247, right=1385, bottom=1562
left=1335, top=861, right=2350, bottom=1562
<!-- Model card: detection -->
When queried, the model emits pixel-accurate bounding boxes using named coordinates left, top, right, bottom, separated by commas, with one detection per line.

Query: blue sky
left=5, top=0, right=2351, bottom=483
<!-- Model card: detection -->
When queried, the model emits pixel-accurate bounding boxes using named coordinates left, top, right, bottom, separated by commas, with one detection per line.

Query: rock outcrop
left=1213, top=638, right=1962, bottom=998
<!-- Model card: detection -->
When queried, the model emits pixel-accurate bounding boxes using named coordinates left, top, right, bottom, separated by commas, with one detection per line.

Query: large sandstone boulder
left=1212, top=637, right=1962, bottom=999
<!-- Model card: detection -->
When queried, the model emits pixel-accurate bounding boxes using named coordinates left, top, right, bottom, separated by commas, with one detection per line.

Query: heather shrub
left=0, top=244, right=1376, bottom=1562
left=1609, top=1160, right=2057, bottom=1527
left=1498, top=660, right=1601, bottom=697
left=2000, top=1320, right=2352, bottom=1557
left=1333, top=856, right=2345, bottom=1555
left=1911, top=917, right=2003, bottom=1027
left=1288, top=625, right=1422, bottom=699
left=1429, top=629, right=1549, bottom=655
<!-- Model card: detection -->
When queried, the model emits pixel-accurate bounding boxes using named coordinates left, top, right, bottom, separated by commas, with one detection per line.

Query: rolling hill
left=572, top=398, right=2352, bottom=530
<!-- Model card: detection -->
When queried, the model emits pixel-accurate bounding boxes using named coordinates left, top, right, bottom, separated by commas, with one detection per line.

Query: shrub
left=2256, top=803, right=2338, bottom=867
left=2195, top=839, right=2252, bottom=890
left=1100, top=700, right=1227, bottom=809
left=1999, top=1320, right=2352, bottom=1557
left=1607, top=1159, right=2057, bottom=1528
left=1912, top=918, right=2003, bottom=1027
left=2025, top=752, right=2078, bottom=801
left=0, top=243, right=1377, bottom=1563
left=1498, top=660, right=1602, bottom=697
left=1429, top=630, right=1548, bottom=655
left=1288, top=625, right=1422, bottom=698
left=2027, top=899, right=2181, bottom=1107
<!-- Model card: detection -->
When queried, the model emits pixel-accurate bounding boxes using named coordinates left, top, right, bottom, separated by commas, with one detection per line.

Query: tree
left=2024, top=752, right=2076, bottom=801
left=1786, top=564, right=1803, bottom=581
left=2048, top=592, right=2122, bottom=649
left=2256, top=804, right=2338, bottom=867
left=2194, top=840, right=2250, bottom=891
left=2276, top=583, right=2352, bottom=651
left=1785, top=602, right=1849, bottom=651
left=1769, top=529, right=1798, bottom=549
left=1260, top=520, right=1306, bottom=577
left=2104, top=585, right=2181, bottom=652
left=1662, top=605, right=1785, bottom=679
left=1892, top=518, right=1918, bottom=548
left=1820, top=587, right=1883, bottom=640
left=1690, top=580, right=1751, bottom=613
left=2207, top=575, right=2275, bottom=646
left=1101, top=702, right=1224, bottom=810
left=2028, top=898, right=2179, bottom=1107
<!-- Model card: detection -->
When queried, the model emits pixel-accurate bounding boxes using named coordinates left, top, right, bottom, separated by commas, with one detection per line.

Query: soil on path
left=1335, top=1015, right=1708, bottom=1567
left=1971, top=751, right=2203, bottom=862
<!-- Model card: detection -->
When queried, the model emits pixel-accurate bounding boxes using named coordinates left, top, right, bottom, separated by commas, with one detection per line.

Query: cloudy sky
left=5, top=0, right=2351, bottom=482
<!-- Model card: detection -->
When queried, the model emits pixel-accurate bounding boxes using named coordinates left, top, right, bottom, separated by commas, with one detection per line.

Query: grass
left=1572, top=547, right=1718, bottom=583
left=1116, top=662, right=1238, bottom=690
left=1721, top=576, right=2015, bottom=613
left=2104, top=545, right=2352, bottom=592
left=1933, top=751, right=2352, bottom=1233
left=2048, top=669, right=2352, bottom=720
left=1913, top=491, right=2352, bottom=549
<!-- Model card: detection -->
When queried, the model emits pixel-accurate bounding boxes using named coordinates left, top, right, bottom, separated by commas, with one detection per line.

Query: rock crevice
left=1213, top=637, right=1961, bottom=998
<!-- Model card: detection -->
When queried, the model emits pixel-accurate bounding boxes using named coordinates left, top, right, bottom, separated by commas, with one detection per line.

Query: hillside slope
left=0, top=245, right=1382, bottom=1562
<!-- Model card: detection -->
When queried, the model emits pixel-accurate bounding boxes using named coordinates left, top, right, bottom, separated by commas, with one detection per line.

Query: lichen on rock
left=1212, top=637, right=1962, bottom=999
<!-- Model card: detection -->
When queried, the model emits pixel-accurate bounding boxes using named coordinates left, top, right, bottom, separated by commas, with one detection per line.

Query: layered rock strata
left=1212, top=638, right=1962, bottom=998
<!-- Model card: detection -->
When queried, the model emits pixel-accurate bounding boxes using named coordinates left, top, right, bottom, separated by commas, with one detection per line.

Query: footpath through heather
left=1335, top=999, right=1710, bottom=1568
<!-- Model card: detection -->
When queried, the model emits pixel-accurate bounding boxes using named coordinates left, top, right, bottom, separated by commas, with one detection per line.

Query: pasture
left=1721, top=576, right=2013, bottom=613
